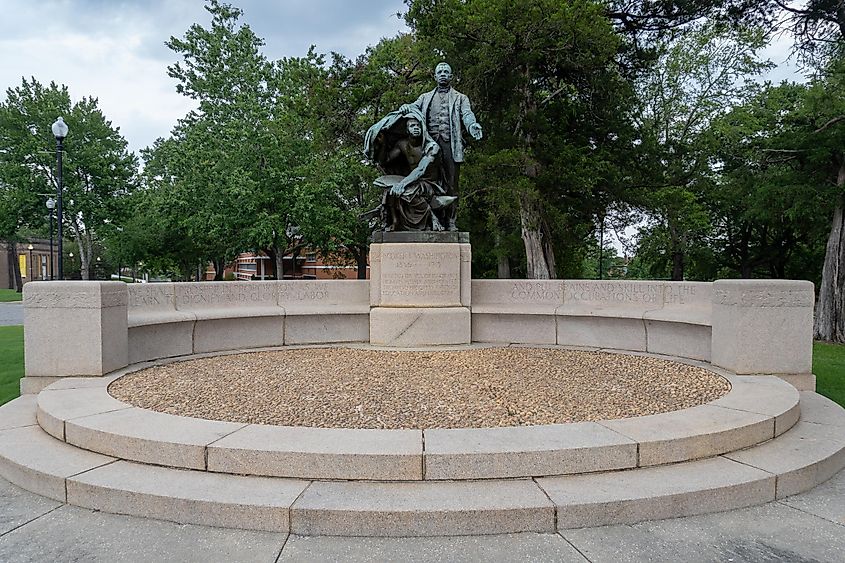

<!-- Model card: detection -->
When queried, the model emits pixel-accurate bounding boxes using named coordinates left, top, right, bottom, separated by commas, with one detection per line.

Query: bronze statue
left=399, top=62, right=483, bottom=231
left=363, top=107, right=456, bottom=231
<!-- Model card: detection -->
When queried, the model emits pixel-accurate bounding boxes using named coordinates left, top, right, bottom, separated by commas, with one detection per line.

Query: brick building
left=1, top=239, right=57, bottom=289
left=213, top=250, right=368, bottom=281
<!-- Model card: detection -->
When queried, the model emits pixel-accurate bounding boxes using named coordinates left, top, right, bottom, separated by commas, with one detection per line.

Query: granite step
left=34, top=372, right=801, bottom=481
left=0, top=392, right=841, bottom=536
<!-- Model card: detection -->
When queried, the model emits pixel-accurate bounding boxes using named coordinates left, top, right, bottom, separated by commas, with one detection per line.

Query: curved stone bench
left=22, top=279, right=815, bottom=393
left=126, top=280, right=369, bottom=364
left=472, top=280, right=714, bottom=361
left=34, top=348, right=800, bottom=481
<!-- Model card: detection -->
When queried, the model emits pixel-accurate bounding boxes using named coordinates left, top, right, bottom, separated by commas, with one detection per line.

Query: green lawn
left=0, top=326, right=24, bottom=406
left=813, top=341, right=845, bottom=407
left=0, top=289, right=22, bottom=302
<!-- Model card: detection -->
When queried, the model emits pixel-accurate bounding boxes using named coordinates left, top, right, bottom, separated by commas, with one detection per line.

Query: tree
left=406, top=0, right=635, bottom=279
left=0, top=79, right=137, bottom=280
left=802, top=56, right=845, bottom=341
left=630, top=23, right=772, bottom=280
left=141, top=1, right=346, bottom=279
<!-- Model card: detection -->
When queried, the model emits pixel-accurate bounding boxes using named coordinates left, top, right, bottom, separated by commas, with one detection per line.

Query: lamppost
left=51, top=117, right=68, bottom=279
left=46, top=197, right=55, bottom=279
left=27, top=244, right=34, bottom=281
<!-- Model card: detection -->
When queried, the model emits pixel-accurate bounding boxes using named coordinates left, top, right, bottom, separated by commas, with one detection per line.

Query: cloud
left=0, top=0, right=408, bottom=154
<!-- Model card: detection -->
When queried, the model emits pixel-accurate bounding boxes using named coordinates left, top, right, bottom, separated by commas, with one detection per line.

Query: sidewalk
left=0, top=303, right=22, bottom=326
left=0, top=469, right=842, bottom=562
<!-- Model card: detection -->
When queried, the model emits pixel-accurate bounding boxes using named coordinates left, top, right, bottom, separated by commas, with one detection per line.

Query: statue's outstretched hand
left=469, top=123, right=483, bottom=140
left=390, top=182, right=405, bottom=196
left=399, top=104, right=412, bottom=115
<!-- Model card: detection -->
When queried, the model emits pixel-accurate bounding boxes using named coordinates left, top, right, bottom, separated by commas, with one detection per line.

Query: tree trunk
left=351, top=245, right=368, bottom=280
left=7, top=242, right=23, bottom=292
left=518, top=192, right=555, bottom=279
left=273, top=246, right=285, bottom=280
left=497, top=255, right=511, bottom=279
left=70, top=221, right=90, bottom=281
left=671, top=251, right=684, bottom=281
left=213, top=258, right=225, bottom=281
left=814, top=188, right=845, bottom=342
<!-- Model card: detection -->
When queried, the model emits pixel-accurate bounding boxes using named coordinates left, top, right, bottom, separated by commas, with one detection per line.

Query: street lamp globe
left=51, top=117, right=69, bottom=139
left=46, top=197, right=55, bottom=210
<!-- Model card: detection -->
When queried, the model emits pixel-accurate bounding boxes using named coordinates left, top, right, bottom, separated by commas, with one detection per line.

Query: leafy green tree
left=0, top=79, right=137, bottom=280
left=406, top=0, right=635, bottom=279
left=629, top=23, right=772, bottom=280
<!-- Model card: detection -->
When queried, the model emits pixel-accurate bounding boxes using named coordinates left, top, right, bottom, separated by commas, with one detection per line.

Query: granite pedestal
left=369, top=232, right=471, bottom=347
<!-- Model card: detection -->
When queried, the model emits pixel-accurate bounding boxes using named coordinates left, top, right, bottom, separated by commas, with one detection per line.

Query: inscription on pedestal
left=377, top=244, right=462, bottom=307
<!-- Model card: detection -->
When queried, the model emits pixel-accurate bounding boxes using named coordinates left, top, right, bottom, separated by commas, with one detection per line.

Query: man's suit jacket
left=409, top=88, right=478, bottom=163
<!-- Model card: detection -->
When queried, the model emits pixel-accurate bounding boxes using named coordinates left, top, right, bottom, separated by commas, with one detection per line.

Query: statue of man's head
left=434, top=62, right=452, bottom=88
left=406, top=118, right=422, bottom=138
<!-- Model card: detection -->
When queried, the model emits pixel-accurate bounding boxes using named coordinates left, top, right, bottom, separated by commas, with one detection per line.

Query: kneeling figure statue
left=362, top=108, right=456, bottom=231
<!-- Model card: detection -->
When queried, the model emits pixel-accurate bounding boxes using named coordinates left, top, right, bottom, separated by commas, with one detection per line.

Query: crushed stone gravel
left=108, top=348, right=731, bottom=429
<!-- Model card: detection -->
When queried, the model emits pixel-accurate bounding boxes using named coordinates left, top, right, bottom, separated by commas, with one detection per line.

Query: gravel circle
left=108, top=348, right=731, bottom=429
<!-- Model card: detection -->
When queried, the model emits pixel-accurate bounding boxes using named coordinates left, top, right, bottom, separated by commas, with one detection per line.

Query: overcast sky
left=0, top=0, right=804, bottom=156
left=0, top=0, right=408, bottom=154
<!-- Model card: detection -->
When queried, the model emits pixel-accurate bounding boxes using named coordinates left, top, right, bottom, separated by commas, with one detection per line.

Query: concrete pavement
left=0, top=468, right=842, bottom=562
left=0, top=303, right=22, bottom=326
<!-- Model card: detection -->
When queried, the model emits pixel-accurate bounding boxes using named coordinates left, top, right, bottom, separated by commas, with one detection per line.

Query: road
left=0, top=303, right=23, bottom=326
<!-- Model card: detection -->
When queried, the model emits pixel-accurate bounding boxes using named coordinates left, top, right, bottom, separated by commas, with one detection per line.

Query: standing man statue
left=400, top=62, right=482, bottom=231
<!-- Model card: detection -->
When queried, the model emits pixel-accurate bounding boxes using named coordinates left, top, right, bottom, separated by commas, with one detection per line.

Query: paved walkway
left=0, top=469, right=842, bottom=562
left=0, top=303, right=22, bottom=326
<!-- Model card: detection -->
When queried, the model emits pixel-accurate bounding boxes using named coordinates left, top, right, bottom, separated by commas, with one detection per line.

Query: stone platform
left=1, top=346, right=843, bottom=537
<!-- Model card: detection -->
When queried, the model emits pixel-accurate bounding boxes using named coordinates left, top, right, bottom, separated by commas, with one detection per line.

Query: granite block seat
left=643, top=282, right=712, bottom=360
left=472, top=280, right=714, bottom=360
left=173, top=281, right=284, bottom=353
left=127, top=283, right=196, bottom=363
left=471, top=280, right=564, bottom=344
left=556, top=280, right=667, bottom=352
left=278, top=280, right=370, bottom=344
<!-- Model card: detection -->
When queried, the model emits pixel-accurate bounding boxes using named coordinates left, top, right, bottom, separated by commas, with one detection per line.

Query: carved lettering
left=279, top=283, right=330, bottom=302
left=129, top=286, right=174, bottom=309
left=714, top=289, right=812, bottom=308
left=663, top=284, right=697, bottom=305
left=564, top=282, right=661, bottom=304
left=509, top=282, right=563, bottom=302
left=177, top=284, right=275, bottom=307
left=381, top=272, right=459, bottom=298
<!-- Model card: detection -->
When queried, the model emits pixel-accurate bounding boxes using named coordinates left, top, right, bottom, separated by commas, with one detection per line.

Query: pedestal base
left=370, top=307, right=470, bottom=347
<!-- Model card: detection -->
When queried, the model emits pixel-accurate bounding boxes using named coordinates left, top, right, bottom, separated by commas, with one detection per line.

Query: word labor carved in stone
left=279, top=283, right=330, bottom=302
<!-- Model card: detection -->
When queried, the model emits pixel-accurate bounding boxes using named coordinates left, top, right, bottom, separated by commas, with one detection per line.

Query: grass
left=0, top=326, right=24, bottom=406
left=0, top=289, right=22, bottom=302
left=813, top=341, right=845, bottom=407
